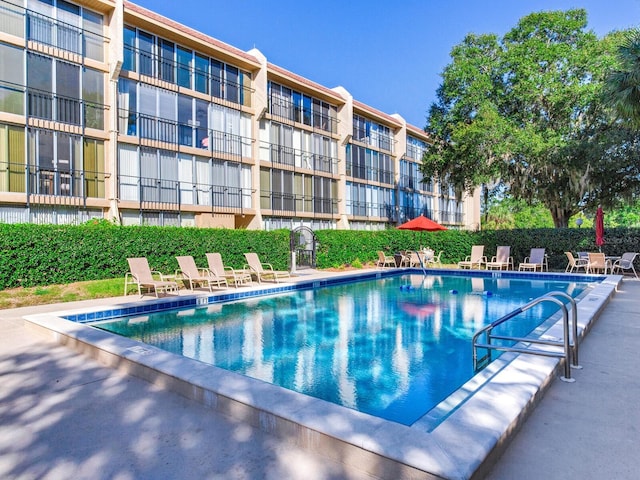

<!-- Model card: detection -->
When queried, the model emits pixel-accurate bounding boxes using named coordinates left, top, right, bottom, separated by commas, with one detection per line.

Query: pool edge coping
left=22, top=270, right=621, bottom=480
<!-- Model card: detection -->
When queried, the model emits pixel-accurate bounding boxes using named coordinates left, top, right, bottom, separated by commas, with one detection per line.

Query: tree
left=423, top=10, right=640, bottom=227
left=605, top=29, right=640, bottom=128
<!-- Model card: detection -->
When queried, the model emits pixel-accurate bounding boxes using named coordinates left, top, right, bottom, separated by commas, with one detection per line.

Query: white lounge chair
left=458, top=245, right=486, bottom=269
left=206, top=252, right=252, bottom=287
left=244, top=252, right=291, bottom=283
left=519, top=248, right=548, bottom=272
left=486, top=246, right=513, bottom=270
left=612, top=252, right=639, bottom=279
left=176, top=255, right=228, bottom=291
left=564, top=252, right=589, bottom=273
left=125, top=257, right=179, bottom=297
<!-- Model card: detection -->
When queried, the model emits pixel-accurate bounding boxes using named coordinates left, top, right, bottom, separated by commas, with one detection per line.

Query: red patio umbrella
left=595, top=206, right=605, bottom=251
left=397, top=214, right=447, bottom=232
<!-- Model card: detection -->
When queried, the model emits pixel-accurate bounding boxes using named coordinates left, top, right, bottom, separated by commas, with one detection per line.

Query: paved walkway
left=0, top=275, right=638, bottom=479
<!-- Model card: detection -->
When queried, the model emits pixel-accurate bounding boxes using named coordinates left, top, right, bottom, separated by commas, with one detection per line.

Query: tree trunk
left=549, top=206, right=573, bottom=228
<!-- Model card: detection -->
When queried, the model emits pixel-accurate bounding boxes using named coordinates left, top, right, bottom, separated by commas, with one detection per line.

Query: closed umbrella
left=595, top=206, right=605, bottom=252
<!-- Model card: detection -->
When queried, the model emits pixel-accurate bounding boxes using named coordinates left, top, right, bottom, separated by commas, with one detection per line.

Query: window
left=0, top=124, right=26, bottom=193
left=123, top=26, right=136, bottom=72
left=82, top=8, right=103, bottom=61
left=194, top=54, right=208, bottom=94
left=83, top=137, right=104, bottom=198
left=83, top=67, right=104, bottom=129
left=27, top=53, right=53, bottom=120
left=158, top=39, right=174, bottom=82
left=177, top=46, right=192, bottom=88
left=117, top=78, right=137, bottom=135
left=178, top=94, right=192, bottom=146
left=56, top=61, right=80, bottom=124
left=138, top=30, right=154, bottom=76
left=56, top=0, right=81, bottom=54
left=0, top=43, right=24, bottom=114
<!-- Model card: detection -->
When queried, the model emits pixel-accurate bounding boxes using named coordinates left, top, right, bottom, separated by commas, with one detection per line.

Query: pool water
left=94, top=274, right=590, bottom=425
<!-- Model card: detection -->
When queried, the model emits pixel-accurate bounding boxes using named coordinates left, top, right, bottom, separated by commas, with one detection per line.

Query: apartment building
left=0, top=0, right=480, bottom=230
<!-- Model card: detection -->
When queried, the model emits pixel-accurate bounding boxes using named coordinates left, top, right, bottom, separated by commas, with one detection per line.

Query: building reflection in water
left=97, top=274, right=587, bottom=425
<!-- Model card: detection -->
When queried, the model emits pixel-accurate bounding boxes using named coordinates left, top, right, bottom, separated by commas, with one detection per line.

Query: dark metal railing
left=260, top=190, right=337, bottom=215
left=268, top=95, right=337, bottom=135
left=122, top=44, right=252, bottom=107
left=119, top=174, right=252, bottom=213
left=266, top=142, right=337, bottom=174
left=0, top=162, right=106, bottom=199
left=27, top=87, right=107, bottom=129
left=119, top=109, right=250, bottom=157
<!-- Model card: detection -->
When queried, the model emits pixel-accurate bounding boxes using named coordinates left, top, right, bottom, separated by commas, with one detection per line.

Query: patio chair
left=458, top=245, right=486, bottom=269
left=376, top=251, right=396, bottom=268
left=125, top=257, right=179, bottom=297
left=612, top=252, right=639, bottom=279
left=244, top=252, right=291, bottom=283
left=408, top=251, right=424, bottom=268
left=587, top=252, right=611, bottom=275
left=427, top=250, right=444, bottom=268
left=518, top=248, right=548, bottom=272
left=564, top=252, right=589, bottom=273
left=175, top=255, right=228, bottom=291
left=206, top=252, right=252, bottom=287
left=486, top=246, right=514, bottom=270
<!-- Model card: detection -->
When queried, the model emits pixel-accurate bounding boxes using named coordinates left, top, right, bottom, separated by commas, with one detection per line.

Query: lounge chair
left=612, top=252, right=639, bottom=279
left=244, top=252, right=291, bottom=283
left=564, top=252, right=589, bottom=273
left=206, top=252, right=252, bottom=287
left=518, top=248, right=548, bottom=271
left=376, top=251, right=396, bottom=268
left=486, top=246, right=513, bottom=270
left=175, top=255, right=228, bottom=291
left=458, top=245, right=486, bottom=269
left=427, top=250, right=444, bottom=268
left=125, top=257, right=179, bottom=297
left=587, top=252, right=611, bottom=275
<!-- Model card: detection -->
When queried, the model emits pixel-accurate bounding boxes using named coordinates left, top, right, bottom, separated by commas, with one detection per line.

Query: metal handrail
left=472, top=291, right=579, bottom=382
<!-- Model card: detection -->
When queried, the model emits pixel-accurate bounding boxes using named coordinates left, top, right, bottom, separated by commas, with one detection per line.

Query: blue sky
left=131, top=0, right=639, bottom=128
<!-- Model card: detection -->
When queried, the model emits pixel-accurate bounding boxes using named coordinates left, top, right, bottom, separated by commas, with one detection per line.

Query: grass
left=0, top=263, right=462, bottom=310
left=0, top=278, right=125, bottom=309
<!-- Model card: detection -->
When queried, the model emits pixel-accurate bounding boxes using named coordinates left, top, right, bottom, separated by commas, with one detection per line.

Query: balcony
left=266, top=142, right=337, bottom=174
left=28, top=88, right=106, bottom=129
left=0, top=1, right=107, bottom=61
left=118, top=109, right=251, bottom=158
left=119, top=174, right=252, bottom=214
left=122, top=45, right=252, bottom=107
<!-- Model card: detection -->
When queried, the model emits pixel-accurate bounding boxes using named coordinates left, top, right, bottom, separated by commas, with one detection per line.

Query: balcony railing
left=260, top=190, right=337, bottom=215
left=118, top=109, right=251, bottom=157
left=119, top=174, right=252, bottom=213
left=28, top=87, right=106, bottom=129
left=0, top=162, right=106, bottom=198
left=122, top=45, right=252, bottom=107
left=268, top=95, right=337, bottom=135
left=0, top=1, right=107, bottom=61
left=346, top=200, right=395, bottom=220
left=346, top=161, right=394, bottom=185
left=266, top=142, right=337, bottom=174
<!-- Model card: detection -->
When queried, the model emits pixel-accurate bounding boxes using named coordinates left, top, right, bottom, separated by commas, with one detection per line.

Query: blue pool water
left=93, top=274, right=591, bottom=425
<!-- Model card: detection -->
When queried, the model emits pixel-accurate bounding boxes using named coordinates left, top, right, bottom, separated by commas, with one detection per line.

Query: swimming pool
left=92, top=273, right=590, bottom=426
left=24, top=269, right=619, bottom=479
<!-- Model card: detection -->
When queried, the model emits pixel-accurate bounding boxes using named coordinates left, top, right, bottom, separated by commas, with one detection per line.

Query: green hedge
left=0, top=223, right=638, bottom=290
left=315, top=227, right=640, bottom=271
left=0, top=224, right=290, bottom=289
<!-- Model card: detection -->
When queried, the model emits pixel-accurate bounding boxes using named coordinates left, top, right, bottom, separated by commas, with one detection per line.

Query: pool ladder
left=472, top=291, right=581, bottom=382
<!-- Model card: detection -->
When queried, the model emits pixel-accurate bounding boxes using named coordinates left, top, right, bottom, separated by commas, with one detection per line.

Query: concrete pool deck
left=0, top=269, right=638, bottom=479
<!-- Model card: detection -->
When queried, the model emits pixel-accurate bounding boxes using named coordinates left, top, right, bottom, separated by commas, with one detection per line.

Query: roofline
left=124, top=1, right=261, bottom=68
